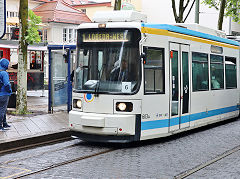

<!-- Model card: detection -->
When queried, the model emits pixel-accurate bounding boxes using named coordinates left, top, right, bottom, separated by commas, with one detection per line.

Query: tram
left=69, top=11, right=240, bottom=143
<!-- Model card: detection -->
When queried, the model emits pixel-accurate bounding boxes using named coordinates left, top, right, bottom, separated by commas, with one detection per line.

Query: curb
left=0, top=130, right=73, bottom=154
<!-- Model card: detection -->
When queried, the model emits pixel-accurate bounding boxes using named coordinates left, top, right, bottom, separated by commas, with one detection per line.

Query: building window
left=63, top=28, right=67, bottom=42
left=7, top=11, right=18, bottom=18
left=43, top=29, right=47, bottom=42
left=225, top=56, right=237, bottom=89
left=192, top=52, right=209, bottom=91
left=144, top=47, right=165, bottom=94
left=69, top=29, right=73, bottom=43
left=74, top=29, right=77, bottom=42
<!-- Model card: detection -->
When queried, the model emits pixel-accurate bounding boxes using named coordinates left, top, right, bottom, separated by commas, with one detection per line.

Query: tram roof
left=142, top=24, right=239, bottom=47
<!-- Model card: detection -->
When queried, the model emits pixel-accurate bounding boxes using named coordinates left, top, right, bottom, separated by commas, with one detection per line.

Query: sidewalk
left=0, top=90, right=71, bottom=152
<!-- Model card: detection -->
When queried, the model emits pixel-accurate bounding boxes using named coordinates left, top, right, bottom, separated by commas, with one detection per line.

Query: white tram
left=69, top=11, right=240, bottom=143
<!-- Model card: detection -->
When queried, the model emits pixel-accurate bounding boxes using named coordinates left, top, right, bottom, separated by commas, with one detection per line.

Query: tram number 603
left=142, top=114, right=150, bottom=119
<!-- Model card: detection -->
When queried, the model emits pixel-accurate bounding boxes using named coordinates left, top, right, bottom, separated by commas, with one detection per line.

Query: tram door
left=169, top=43, right=190, bottom=131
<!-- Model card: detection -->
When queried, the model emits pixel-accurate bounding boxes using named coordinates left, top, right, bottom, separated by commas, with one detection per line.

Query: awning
left=6, top=17, right=19, bottom=26
left=6, top=17, right=47, bottom=27
left=0, top=43, right=47, bottom=51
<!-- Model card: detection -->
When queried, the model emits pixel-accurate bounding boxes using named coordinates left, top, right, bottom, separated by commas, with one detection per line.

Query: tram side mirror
left=140, top=52, right=146, bottom=59
left=83, top=49, right=88, bottom=56
left=140, top=52, right=146, bottom=64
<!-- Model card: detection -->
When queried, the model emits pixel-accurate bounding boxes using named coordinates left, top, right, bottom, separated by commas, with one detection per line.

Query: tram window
left=144, top=47, right=164, bottom=94
left=210, top=55, right=224, bottom=90
left=192, top=52, right=209, bottom=92
left=225, top=57, right=237, bottom=89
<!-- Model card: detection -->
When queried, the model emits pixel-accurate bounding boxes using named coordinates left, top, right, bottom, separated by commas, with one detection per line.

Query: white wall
left=46, top=23, right=79, bottom=45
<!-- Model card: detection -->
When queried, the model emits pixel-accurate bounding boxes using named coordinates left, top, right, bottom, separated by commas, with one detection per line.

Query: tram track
left=174, top=144, right=240, bottom=179
left=13, top=148, right=116, bottom=178
left=1, top=140, right=81, bottom=165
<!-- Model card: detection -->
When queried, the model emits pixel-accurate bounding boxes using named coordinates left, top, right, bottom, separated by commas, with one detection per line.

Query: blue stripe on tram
left=141, top=105, right=238, bottom=131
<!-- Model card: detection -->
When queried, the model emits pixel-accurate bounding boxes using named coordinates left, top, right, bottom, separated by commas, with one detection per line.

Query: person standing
left=0, top=58, right=12, bottom=130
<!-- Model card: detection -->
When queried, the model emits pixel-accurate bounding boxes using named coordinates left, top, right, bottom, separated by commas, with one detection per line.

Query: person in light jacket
left=0, top=58, right=12, bottom=130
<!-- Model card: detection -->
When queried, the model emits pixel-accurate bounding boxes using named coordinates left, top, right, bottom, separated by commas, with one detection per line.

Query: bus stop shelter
left=48, top=45, right=76, bottom=113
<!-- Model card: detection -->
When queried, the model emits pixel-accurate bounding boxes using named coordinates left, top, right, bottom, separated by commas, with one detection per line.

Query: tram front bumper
left=69, top=111, right=136, bottom=136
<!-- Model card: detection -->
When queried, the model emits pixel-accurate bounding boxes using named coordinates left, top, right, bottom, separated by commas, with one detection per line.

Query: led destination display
left=82, top=32, right=131, bottom=42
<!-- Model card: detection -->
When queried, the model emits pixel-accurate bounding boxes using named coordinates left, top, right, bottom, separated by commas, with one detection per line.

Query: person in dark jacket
left=0, top=58, right=12, bottom=130
left=110, top=60, right=129, bottom=81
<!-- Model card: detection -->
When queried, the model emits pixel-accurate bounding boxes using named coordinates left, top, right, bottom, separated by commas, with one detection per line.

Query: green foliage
left=25, top=10, right=42, bottom=45
left=203, top=0, right=240, bottom=22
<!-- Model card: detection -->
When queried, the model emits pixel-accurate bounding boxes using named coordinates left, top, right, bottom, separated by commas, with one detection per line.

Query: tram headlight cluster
left=116, top=102, right=133, bottom=112
left=73, top=99, right=82, bottom=109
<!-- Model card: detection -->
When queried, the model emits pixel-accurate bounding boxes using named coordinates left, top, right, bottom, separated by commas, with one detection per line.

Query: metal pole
left=229, top=16, right=232, bottom=35
left=48, top=49, right=52, bottom=113
left=195, top=0, right=200, bottom=24
left=67, top=48, right=71, bottom=112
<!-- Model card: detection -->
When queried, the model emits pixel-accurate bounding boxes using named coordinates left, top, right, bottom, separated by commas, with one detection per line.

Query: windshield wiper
left=95, top=64, right=106, bottom=96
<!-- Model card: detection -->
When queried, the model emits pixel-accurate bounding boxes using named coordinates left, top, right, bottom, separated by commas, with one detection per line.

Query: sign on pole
left=0, top=0, right=6, bottom=39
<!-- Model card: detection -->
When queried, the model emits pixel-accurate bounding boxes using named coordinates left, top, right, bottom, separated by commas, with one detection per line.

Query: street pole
left=195, top=0, right=199, bottom=24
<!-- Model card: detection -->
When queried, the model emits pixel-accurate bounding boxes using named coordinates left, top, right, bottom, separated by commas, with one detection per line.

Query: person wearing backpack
left=0, top=58, right=12, bottom=130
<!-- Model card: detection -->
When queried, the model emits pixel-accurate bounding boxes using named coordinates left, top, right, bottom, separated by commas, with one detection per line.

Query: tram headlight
left=117, top=103, right=127, bottom=111
left=116, top=102, right=133, bottom=112
left=73, top=99, right=82, bottom=109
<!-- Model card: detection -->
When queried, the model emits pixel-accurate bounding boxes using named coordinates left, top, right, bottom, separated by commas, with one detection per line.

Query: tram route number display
left=122, top=82, right=131, bottom=93
left=82, top=32, right=131, bottom=42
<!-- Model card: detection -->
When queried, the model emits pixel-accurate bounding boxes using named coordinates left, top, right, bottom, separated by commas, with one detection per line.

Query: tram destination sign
left=82, top=32, right=131, bottom=43
left=0, top=0, right=6, bottom=39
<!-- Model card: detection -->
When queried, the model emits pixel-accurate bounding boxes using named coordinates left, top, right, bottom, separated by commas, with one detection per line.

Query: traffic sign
left=0, top=0, right=6, bottom=39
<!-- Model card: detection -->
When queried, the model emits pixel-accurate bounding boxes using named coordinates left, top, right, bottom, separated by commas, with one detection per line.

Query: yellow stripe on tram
left=141, top=27, right=239, bottom=50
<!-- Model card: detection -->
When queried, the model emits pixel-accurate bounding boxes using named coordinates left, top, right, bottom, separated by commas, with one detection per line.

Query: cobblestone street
left=1, top=117, right=240, bottom=178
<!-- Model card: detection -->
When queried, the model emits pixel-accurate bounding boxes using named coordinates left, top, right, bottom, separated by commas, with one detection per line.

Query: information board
left=0, top=0, right=6, bottom=39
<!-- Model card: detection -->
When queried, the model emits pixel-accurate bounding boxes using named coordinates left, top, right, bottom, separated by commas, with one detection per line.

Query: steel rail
left=1, top=140, right=81, bottom=165
left=14, top=149, right=116, bottom=178
left=174, top=144, right=240, bottom=179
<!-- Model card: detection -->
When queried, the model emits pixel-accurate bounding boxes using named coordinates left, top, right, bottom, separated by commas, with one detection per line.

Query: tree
left=17, top=0, right=28, bottom=114
left=17, top=7, right=42, bottom=114
left=203, top=0, right=240, bottom=30
left=171, top=0, right=196, bottom=23
left=114, top=0, right=121, bottom=10
left=26, top=10, right=42, bottom=44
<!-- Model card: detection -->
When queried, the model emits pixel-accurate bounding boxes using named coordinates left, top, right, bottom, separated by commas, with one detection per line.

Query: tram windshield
left=73, top=28, right=141, bottom=94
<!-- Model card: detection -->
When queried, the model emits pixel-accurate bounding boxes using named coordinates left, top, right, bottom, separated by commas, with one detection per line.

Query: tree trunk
left=218, top=0, right=226, bottom=30
left=114, top=0, right=121, bottom=10
left=171, top=0, right=179, bottom=22
left=17, top=0, right=28, bottom=114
